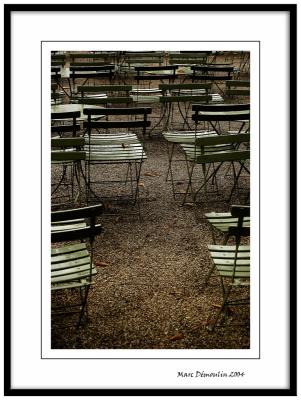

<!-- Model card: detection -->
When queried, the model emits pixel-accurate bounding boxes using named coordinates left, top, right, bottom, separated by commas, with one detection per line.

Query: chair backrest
left=51, top=137, right=86, bottom=161
left=77, top=85, right=133, bottom=106
left=191, top=65, right=234, bottom=82
left=69, top=52, right=115, bottom=65
left=194, top=133, right=250, bottom=163
left=228, top=205, right=250, bottom=238
left=226, top=80, right=250, bottom=98
left=192, top=103, right=250, bottom=122
left=51, top=204, right=103, bottom=243
left=83, top=107, right=152, bottom=137
left=134, top=65, right=178, bottom=82
left=51, top=111, right=81, bottom=137
left=69, top=65, right=115, bottom=82
left=159, top=83, right=212, bottom=94
left=168, top=52, right=208, bottom=65
left=124, top=51, right=165, bottom=66
left=159, top=94, right=212, bottom=104
left=51, top=53, right=66, bottom=67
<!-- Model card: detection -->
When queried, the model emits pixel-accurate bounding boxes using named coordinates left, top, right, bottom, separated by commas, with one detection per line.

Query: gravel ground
left=51, top=134, right=250, bottom=349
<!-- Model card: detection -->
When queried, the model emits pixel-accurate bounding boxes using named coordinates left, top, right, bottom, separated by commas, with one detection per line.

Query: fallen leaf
left=169, top=333, right=184, bottom=341
left=138, top=182, right=145, bottom=188
left=95, top=261, right=110, bottom=268
left=144, top=171, right=161, bottom=177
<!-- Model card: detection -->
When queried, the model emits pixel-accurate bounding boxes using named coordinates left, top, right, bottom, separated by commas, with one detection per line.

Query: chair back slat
left=51, top=151, right=86, bottom=161
left=134, top=65, right=178, bottom=72
left=78, top=97, right=133, bottom=105
left=70, top=65, right=115, bottom=72
left=160, top=95, right=212, bottom=104
left=191, top=75, right=233, bottom=81
left=83, top=120, right=151, bottom=129
left=51, top=224, right=102, bottom=243
left=51, top=111, right=81, bottom=120
left=231, top=205, right=250, bottom=218
left=196, top=150, right=250, bottom=164
left=192, top=103, right=250, bottom=112
left=77, top=85, right=132, bottom=93
left=51, top=137, right=86, bottom=161
left=51, top=204, right=104, bottom=222
left=83, top=107, right=152, bottom=116
left=159, top=83, right=211, bottom=91
left=195, top=133, right=250, bottom=147
left=51, top=137, right=85, bottom=147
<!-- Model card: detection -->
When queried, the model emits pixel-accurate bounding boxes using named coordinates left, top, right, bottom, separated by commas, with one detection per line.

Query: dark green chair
left=181, top=132, right=250, bottom=206
left=51, top=137, right=86, bottom=208
left=206, top=205, right=250, bottom=332
left=51, top=204, right=103, bottom=328
left=82, top=107, right=151, bottom=217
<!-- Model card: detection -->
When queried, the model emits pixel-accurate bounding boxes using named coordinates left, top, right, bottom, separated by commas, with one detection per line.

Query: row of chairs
left=51, top=50, right=248, bottom=70
left=51, top=107, right=151, bottom=218
left=51, top=103, right=249, bottom=217
left=51, top=203, right=249, bottom=332
left=52, top=62, right=248, bottom=100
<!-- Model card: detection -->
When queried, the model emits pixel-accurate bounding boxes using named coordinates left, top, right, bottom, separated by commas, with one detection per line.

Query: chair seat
left=51, top=243, right=97, bottom=290
left=163, top=130, right=216, bottom=144
left=180, top=143, right=234, bottom=160
left=87, top=133, right=140, bottom=145
left=208, top=245, right=250, bottom=279
left=206, top=212, right=250, bottom=232
left=51, top=219, right=87, bottom=232
left=85, top=143, right=147, bottom=162
left=131, top=88, right=162, bottom=94
left=131, top=95, right=161, bottom=103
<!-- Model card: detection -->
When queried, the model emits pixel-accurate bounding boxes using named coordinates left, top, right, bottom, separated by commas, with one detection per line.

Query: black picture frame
left=4, top=3, right=297, bottom=396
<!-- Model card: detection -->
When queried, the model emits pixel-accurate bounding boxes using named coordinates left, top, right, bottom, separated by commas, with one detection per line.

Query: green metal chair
left=181, top=132, right=250, bottom=207
left=51, top=204, right=103, bottom=328
left=206, top=205, right=250, bottom=332
left=119, top=51, right=165, bottom=81
left=83, top=107, right=151, bottom=217
left=76, top=85, right=133, bottom=107
left=158, top=83, right=216, bottom=197
left=51, top=137, right=86, bottom=209
left=226, top=80, right=250, bottom=103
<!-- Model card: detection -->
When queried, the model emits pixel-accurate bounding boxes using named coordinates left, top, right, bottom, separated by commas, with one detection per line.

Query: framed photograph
left=4, top=3, right=297, bottom=396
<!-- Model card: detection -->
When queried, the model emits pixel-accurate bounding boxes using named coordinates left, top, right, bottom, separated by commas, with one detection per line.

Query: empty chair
left=51, top=204, right=103, bottom=328
left=51, top=110, right=81, bottom=138
left=225, top=80, right=250, bottom=102
left=181, top=132, right=250, bottom=207
left=119, top=51, right=165, bottom=80
left=77, top=85, right=133, bottom=107
left=83, top=107, right=151, bottom=217
left=51, top=137, right=86, bottom=209
left=168, top=51, right=208, bottom=66
left=206, top=205, right=250, bottom=332
left=69, top=51, right=116, bottom=66
left=158, top=83, right=215, bottom=197
left=191, top=65, right=234, bottom=95
left=51, top=52, right=66, bottom=67
left=69, top=64, right=115, bottom=95
left=190, top=103, right=250, bottom=135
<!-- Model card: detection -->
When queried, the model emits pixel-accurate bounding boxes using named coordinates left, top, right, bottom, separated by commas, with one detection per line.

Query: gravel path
left=51, top=135, right=250, bottom=349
